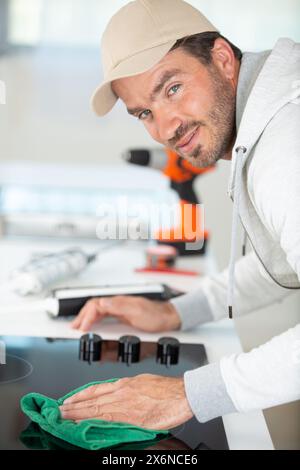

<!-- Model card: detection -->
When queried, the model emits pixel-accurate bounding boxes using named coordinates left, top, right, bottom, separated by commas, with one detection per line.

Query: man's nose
left=155, top=108, right=182, bottom=143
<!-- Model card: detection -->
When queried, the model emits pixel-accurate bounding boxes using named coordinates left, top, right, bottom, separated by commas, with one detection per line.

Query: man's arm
left=184, top=323, right=300, bottom=422
left=171, top=250, right=293, bottom=330
left=71, top=250, right=293, bottom=333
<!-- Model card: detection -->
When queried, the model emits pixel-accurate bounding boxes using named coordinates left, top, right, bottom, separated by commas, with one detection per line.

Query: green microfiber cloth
left=20, top=379, right=169, bottom=450
left=20, top=422, right=80, bottom=450
left=19, top=422, right=169, bottom=451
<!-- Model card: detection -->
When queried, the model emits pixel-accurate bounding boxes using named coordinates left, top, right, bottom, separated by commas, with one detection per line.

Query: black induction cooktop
left=0, top=335, right=229, bottom=450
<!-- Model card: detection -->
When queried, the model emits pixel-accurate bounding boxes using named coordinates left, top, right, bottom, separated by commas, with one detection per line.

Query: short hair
left=170, top=32, right=242, bottom=65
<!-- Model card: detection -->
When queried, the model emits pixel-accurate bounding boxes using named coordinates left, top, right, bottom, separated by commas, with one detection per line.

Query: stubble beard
left=175, top=66, right=236, bottom=168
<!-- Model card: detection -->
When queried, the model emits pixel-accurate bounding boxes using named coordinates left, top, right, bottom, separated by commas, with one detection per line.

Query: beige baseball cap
left=91, top=0, right=217, bottom=116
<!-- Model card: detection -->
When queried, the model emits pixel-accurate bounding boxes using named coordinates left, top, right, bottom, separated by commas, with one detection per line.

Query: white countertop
left=0, top=237, right=274, bottom=450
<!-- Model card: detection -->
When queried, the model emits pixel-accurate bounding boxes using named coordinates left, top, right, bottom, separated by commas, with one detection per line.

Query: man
left=60, top=0, right=300, bottom=430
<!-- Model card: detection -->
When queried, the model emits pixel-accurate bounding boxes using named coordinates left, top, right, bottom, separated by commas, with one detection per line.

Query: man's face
left=112, top=47, right=236, bottom=167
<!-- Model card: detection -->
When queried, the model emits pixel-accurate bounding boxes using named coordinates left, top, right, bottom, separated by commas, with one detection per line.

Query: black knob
left=79, top=334, right=102, bottom=363
left=157, top=337, right=180, bottom=366
left=118, top=335, right=140, bottom=365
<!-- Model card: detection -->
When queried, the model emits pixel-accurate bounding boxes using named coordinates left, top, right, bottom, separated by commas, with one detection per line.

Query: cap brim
left=91, top=40, right=177, bottom=117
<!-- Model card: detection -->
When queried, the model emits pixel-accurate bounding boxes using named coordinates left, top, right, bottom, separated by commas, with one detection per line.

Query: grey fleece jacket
left=171, top=39, right=300, bottom=422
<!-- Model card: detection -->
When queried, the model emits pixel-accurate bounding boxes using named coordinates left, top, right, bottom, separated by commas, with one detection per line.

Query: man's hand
left=70, top=296, right=181, bottom=333
left=59, top=374, right=193, bottom=430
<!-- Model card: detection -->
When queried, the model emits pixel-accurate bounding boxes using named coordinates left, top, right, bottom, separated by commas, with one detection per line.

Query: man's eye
left=168, top=84, right=181, bottom=96
left=138, top=109, right=151, bottom=120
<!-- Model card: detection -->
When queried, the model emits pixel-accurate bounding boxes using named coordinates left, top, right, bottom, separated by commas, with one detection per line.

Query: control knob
left=157, top=337, right=180, bottom=366
left=118, top=335, right=140, bottom=365
left=79, top=333, right=102, bottom=364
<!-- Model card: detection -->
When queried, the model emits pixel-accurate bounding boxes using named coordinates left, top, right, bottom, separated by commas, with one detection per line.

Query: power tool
left=123, top=147, right=214, bottom=255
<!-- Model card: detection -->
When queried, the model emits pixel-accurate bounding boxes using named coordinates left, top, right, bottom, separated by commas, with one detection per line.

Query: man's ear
left=111, top=79, right=120, bottom=98
left=211, top=38, right=237, bottom=81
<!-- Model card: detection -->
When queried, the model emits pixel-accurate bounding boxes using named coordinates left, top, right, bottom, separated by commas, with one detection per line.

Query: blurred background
left=0, top=0, right=300, bottom=448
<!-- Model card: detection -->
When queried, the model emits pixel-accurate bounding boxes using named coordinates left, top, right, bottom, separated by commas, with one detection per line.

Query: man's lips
left=176, top=127, right=200, bottom=153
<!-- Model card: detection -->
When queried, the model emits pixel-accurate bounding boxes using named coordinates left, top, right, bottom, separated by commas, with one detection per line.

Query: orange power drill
left=123, top=147, right=214, bottom=255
